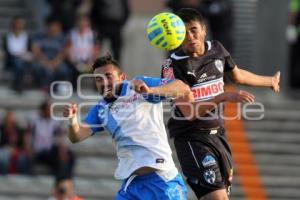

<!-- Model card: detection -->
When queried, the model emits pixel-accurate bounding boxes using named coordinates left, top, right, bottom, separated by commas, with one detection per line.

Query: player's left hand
left=130, top=79, right=152, bottom=94
left=271, top=71, right=280, bottom=93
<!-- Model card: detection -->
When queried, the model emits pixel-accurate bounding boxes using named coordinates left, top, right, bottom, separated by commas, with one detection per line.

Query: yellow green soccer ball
left=147, top=12, right=186, bottom=51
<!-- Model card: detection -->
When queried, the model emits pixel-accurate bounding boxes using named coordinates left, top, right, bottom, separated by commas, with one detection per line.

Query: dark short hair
left=55, top=176, right=71, bottom=187
left=176, top=8, right=205, bottom=25
left=76, top=14, right=90, bottom=23
left=39, top=100, right=51, bottom=111
left=12, top=15, right=24, bottom=22
left=11, top=16, right=25, bottom=26
left=46, top=16, right=61, bottom=25
left=92, top=54, right=121, bottom=72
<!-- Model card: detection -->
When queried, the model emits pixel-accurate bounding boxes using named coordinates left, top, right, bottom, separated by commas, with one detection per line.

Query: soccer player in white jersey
left=63, top=54, right=192, bottom=200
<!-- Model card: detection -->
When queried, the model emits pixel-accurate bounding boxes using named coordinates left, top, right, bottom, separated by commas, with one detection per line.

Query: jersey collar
left=120, top=81, right=129, bottom=96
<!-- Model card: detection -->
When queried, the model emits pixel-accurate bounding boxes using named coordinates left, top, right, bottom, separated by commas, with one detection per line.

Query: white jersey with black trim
left=84, top=77, right=176, bottom=180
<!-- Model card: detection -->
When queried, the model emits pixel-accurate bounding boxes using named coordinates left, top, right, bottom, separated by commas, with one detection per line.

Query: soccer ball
left=147, top=12, right=186, bottom=51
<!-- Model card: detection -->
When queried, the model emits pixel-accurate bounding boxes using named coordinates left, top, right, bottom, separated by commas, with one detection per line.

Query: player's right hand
left=130, top=79, right=152, bottom=94
left=223, top=90, right=255, bottom=103
left=271, top=71, right=280, bottom=93
left=63, top=103, right=78, bottom=118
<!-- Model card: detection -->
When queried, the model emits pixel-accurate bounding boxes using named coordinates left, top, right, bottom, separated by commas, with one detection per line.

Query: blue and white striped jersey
left=84, top=76, right=176, bottom=180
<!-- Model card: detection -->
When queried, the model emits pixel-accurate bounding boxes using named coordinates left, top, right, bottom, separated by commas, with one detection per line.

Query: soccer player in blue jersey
left=62, top=54, right=191, bottom=200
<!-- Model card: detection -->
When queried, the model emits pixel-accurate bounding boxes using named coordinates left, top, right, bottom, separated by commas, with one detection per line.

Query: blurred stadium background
left=0, top=0, right=300, bottom=200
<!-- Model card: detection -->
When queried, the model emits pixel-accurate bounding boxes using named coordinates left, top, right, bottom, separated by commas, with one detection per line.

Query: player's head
left=176, top=8, right=207, bottom=55
left=92, top=54, right=126, bottom=100
left=53, top=176, right=74, bottom=200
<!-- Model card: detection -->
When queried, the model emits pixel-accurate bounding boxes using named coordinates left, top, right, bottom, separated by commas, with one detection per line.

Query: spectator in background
left=287, top=0, right=300, bottom=89
left=198, top=0, right=234, bottom=53
left=65, top=15, right=100, bottom=88
left=167, top=0, right=234, bottom=52
left=76, top=0, right=93, bottom=17
left=2, top=16, right=34, bottom=92
left=32, top=17, right=70, bottom=92
left=0, top=111, right=31, bottom=174
left=29, top=100, right=75, bottom=179
left=90, top=0, right=130, bottom=62
left=48, top=176, right=83, bottom=200
left=46, top=0, right=81, bottom=33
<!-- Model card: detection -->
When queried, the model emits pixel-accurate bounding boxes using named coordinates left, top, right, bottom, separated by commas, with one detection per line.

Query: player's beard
left=103, top=84, right=121, bottom=102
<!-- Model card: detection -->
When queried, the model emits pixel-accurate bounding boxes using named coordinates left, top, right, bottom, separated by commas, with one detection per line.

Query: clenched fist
left=63, top=103, right=78, bottom=118
left=130, top=79, right=152, bottom=94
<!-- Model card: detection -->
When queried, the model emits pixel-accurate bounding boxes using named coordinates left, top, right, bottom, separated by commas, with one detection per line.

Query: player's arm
left=131, top=79, right=192, bottom=100
left=63, top=104, right=92, bottom=143
left=177, top=90, right=255, bottom=120
left=230, top=66, right=280, bottom=93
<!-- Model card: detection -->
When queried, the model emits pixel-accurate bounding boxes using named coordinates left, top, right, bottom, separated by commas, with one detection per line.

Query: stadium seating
left=0, top=0, right=300, bottom=199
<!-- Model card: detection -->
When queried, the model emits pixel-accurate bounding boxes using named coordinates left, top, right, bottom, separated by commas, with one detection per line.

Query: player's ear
left=120, top=73, right=126, bottom=81
left=202, top=24, right=207, bottom=36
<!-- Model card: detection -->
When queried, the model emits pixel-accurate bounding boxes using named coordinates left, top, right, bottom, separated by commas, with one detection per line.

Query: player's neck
left=188, top=44, right=205, bottom=57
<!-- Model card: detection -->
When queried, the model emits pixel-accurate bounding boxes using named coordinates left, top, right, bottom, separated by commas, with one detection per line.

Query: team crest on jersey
left=108, top=102, right=118, bottom=113
left=97, top=106, right=106, bottom=119
left=202, top=155, right=216, bottom=167
left=163, top=59, right=172, bottom=68
left=215, top=59, right=224, bottom=73
left=204, top=169, right=216, bottom=184
left=162, top=59, right=174, bottom=79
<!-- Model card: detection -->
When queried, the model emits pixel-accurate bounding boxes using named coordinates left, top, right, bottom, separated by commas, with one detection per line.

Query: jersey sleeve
left=83, top=105, right=104, bottom=135
left=216, top=40, right=236, bottom=72
left=134, top=76, right=174, bottom=87
left=134, top=76, right=174, bottom=103
left=224, top=55, right=236, bottom=72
